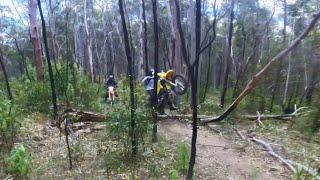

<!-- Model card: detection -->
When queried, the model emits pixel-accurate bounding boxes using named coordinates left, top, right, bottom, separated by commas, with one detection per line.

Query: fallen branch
left=232, top=128, right=246, bottom=141
left=256, top=111, right=265, bottom=127
left=157, top=114, right=214, bottom=119
left=63, top=108, right=107, bottom=122
left=242, top=107, right=308, bottom=121
left=251, top=136, right=296, bottom=173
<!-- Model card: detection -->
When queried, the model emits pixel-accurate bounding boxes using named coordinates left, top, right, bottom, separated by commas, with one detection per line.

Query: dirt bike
left=156, top=70, right=188, bottom=113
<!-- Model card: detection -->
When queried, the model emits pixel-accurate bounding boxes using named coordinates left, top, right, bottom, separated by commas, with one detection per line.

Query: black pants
left=157, top=88, right=175, bottom=114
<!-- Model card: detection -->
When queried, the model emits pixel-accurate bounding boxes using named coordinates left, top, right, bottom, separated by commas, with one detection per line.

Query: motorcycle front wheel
left=172, top=75, right=188, bottom=95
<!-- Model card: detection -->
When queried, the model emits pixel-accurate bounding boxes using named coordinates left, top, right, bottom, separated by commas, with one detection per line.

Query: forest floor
left=159, top=118, right=290, bottom=180
left=1, top=112, right=319, bottom=179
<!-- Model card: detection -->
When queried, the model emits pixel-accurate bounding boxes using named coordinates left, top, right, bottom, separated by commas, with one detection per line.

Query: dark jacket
left=106, top=78, right=117, bottom=87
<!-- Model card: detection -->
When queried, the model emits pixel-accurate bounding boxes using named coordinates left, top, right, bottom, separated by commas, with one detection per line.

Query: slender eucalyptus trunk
left=142, top=0, right=149, bottom=74
left=168, top=0, right=183, bottom=75
left=29, top=0, right=44, bottom=82
left=138, top=0, right=146, bottom=79
left=283, top=16, right=297, bottom=106
left=220, top=0, right=234, bottom=107
left=119, top=0, right=137, bottom=156
left=84, top=0, right=94, bottom=81
left=270, top=0, right=287, bottom=112
left=14, top=38, right=32, bottom=81
left=37, top=0, right=58, bottom=121
left=151, top=0, right=159, bottom=142
left=0, top=47, right=13, bottom=101
left=187, top=0, right=201, bottom=178
left=201, top=43, right=211, bottom=103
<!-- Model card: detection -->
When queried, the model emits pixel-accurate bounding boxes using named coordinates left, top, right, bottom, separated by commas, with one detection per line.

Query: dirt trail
left=158, top=119, right=291, bottom=180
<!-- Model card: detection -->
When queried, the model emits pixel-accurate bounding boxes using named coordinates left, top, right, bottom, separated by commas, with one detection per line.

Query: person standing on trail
left=142, top=69, right=155, bottom=104
left=105, top=74, right=118, bottom=102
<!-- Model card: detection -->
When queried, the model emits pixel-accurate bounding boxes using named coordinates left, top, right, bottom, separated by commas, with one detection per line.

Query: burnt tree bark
left=152, top=0, right=159, bottom=142
left=173, top=0, right=201, bottom=178
left=118, top=0, right=137, bottom=156
left=37, top=0, right=58, bottom=121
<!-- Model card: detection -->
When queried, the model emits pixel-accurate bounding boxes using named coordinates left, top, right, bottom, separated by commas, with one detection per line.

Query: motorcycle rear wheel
left=172, top=75, right=188, bottom=95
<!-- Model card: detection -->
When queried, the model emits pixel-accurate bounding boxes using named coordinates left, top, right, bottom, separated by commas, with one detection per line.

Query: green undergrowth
left=6, top=112, right=187, bottom=179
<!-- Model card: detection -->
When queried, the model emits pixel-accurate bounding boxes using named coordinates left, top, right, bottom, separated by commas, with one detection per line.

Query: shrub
left=106, top=79, right=152, bottom=153
left=176, top=143, right=190, bottom=174
left=11, top=79, right=52, bottom=114
left=0, top=91, right=19, bottom=148
left=5, top=144, right=32, bottom=177
left=169, top=169, right=179, bottom=180
left=294, top=94, right=320, bottom=137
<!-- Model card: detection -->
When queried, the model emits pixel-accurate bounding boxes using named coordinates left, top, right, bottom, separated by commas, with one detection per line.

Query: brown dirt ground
left=2, top=114, right=296, bottom=180
left=158, top=118, right=292, bottom=180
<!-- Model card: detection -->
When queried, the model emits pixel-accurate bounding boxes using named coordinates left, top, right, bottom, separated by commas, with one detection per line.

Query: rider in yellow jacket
left=157, top=70, right=177, bottom=114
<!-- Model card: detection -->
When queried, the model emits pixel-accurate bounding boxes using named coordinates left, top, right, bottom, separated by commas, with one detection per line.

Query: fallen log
left=63, top=108, right=107, bottom=122
left=157, top=114, right=214, bottom=120
left=243, top=107, right=308, bottom=121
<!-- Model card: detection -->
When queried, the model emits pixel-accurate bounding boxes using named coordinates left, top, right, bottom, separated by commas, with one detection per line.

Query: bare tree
left=172, top=0, right=202, bottom=178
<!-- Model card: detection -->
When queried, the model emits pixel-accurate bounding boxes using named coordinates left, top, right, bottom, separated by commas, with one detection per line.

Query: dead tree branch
left=63, top=108, right=107, bottom=122
left=251, top=137, right=296, bottom=173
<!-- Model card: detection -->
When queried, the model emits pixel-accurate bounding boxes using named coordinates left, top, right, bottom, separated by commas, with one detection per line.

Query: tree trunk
left=187, top=0, right=201, bottom=179
left=201, top=10, right=320, bottom=124
left=48, top=0, right=59, bottom=60
left=0, top=47, right=13, bottom=101
left=138, top=0, right=147, bottom=79
left=118, top=0, right=137, bottom=156
left=168, top=0, right=183, bottom=75
left=37, top=0, right=58, bottom=121
left=152, top=0, right=159, bottom=142
left=232, top=28, right=247, bottom=99
left=28, top=0, right=44, bottom=82
left=172, top=0, right=201, bottom=178
left=14, top=38, right=31, bottom=81
left=142, top=0, right=149, bottom=73
left=270, top=0, right=287, bottom=112
left=201, top=43, right=211, bottom=103
left=220, top=0, right=234, bottom=107
left=84, top=0, right=94, bottom=81
left=283, top=17, right=295, bottom=104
